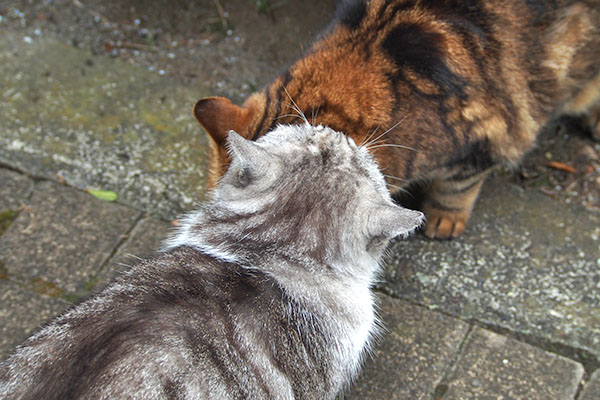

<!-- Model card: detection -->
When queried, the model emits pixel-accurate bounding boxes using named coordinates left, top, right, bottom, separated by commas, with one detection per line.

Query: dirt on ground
left=1, top=0, right=598, bottom=211
left=504, top=118, right=599, bottom=212
left=0, top=0, right=335, bottom=102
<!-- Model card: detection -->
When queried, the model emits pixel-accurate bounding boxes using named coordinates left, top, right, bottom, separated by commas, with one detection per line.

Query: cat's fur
left=194, top=0, right=600, bottom=239
left=0, top=124, right=423, bottom=400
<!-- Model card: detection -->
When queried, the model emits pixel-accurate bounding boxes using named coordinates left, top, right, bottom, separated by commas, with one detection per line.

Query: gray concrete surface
left=346, top=296, right=470, bottom=399
left=0, top=181, right=139, bottom=296
left=0, top=279, right=70, bottom=361
left=0, top=1, right=599, bottom=398
left=382, top=177, right=600, bottom=361
left=580, top=370, right=600, bottom=400
left=442, top=327, right=583, bottom=400
left=0, top=33, right=207, bottom=220
left=0, top=169, right=33, bottom=211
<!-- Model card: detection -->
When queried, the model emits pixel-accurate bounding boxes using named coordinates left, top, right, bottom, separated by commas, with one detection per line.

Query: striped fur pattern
left=194, top=0, right=600, bottom=239
left=0, top=124, right=423, bottom=400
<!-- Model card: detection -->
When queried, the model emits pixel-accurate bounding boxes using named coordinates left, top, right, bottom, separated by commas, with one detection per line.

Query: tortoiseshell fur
left=195, top=0, right=600, bottom=239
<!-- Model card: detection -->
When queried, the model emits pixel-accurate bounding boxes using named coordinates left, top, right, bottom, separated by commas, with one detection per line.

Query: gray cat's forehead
left=253, top=123, right=390, bottom=199
left=256, top=124, right=355, bottom=153
left=259, top=124, right=334, bottom=142
left=254, top=124, right=382, bottom=172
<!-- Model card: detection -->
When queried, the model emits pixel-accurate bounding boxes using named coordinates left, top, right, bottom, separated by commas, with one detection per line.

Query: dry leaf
left=547, top=161, right=577, bottom=174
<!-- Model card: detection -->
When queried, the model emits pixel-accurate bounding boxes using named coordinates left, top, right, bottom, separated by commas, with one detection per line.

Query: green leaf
left=87, top=188, right=118, bottom=202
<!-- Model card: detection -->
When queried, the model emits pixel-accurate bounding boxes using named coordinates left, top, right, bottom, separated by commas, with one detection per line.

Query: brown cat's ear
left=194, top=95, right=264, bottom=188
left=193, top=97, right=255, bottom=146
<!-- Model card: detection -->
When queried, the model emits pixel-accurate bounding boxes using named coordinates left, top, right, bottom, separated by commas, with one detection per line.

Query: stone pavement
left=1, top=16, right=599, bottom=400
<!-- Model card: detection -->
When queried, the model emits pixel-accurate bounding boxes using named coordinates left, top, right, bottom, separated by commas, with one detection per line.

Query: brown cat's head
left=195, top=62, right=397, bottom=187
left=194, top=14, right=401, bottom=188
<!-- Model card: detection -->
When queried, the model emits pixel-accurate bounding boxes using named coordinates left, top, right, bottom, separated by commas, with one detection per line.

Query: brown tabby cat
left=194, top=0, right=600, bottom=239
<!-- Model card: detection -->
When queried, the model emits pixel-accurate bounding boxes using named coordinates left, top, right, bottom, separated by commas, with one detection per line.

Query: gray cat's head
left=213, top=123, right=423, bottom=267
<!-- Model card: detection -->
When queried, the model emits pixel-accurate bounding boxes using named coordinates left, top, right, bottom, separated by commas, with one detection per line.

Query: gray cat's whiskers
left=283, top=86, right=309, bottom=125
left=382, top=174, right=414, bottom=197
left=362, top=118, right=406, bottom=149
left=385, top=182, right=411, bottom=194
left=311, top=105, right=322, bottom=126
left=366, top=143, right=417, bottom=152
left=362, top=119, right=415, bottom=154
left=359, top=124, right=382, bottom=147
left=383, top=174, right=408, bottom=183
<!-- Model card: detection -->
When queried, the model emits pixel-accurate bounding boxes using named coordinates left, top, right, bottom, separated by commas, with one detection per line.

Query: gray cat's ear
left=226, top=130, right=270, bottom=164
left=368, top=205, right=424, bottom=240
left=225, top=130, right=272, bottom=186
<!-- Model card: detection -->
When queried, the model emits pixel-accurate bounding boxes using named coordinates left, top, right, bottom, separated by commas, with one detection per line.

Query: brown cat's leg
left=422, top=171, right=490, bottom=239
left=584, top=105, right=600, bottom=141
left=562, top=73, right=600, bottom=141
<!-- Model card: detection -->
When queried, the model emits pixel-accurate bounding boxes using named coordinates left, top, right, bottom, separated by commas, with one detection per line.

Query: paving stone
left=346, top=295, right=469, bottom=400
left=381, top=177, right=600, bottom=361
left=0, top=33, right=209, bottom=219
left=95, top=216, right=172, bottom=288
left=579, top=369, right=600, bottom=400
left=0, top=279, right=69, bottom=362
left=442, top=327, right=583, bottom=400
left=0, top=169, right=33, bottom=239
left=0, top=168, right=34, bottom=211
left=0, top=181, right=139, bottom=295
left=0, top=2, right=596, bottom=394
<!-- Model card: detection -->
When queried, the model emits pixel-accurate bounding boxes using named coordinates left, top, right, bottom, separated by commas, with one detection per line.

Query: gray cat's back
left=1, top=247, right=315, bottom=399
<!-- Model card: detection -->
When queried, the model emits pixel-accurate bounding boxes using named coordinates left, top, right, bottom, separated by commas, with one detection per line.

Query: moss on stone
left=28, top=277, right=64, bottom=298
left=0, top=260, right=8, bottom=279
left=60, top=292, right=83, bottom=304
left=0, top=39, right=210, bottom=219
left=0, top=209, right=19, bottom=236
left=84, top=276, right=99, bottom=292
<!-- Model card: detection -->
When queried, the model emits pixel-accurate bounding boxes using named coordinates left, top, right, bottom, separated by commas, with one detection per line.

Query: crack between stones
left=88, top=211, right=146, bottom=290
left=374, top=287, right=598, bottom=396
left=473, top=318, right=600, bottom=400
left=432, top=324, right=474, bottom=399
left=472, top=319, right=599, bottom=392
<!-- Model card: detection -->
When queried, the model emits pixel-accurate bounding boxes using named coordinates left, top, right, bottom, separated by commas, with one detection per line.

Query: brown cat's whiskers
left=281, top=108, right=309, bottom=125
left=276, top=113, right=308, bottom=123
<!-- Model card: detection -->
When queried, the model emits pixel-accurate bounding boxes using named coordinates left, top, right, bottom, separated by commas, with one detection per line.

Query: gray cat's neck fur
left=162, top=123, right=423, bottom=395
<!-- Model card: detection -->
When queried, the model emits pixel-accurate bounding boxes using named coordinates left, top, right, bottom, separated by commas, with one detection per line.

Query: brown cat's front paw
left=586, top=110, right=600, bottom=141
left=421, top=174, right=487, bottom=239
left=422, top=208, right=468, bottom=239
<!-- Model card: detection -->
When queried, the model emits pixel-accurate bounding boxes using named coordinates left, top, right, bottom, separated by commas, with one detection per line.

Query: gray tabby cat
left=0, top=123, right=423, bottom=400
